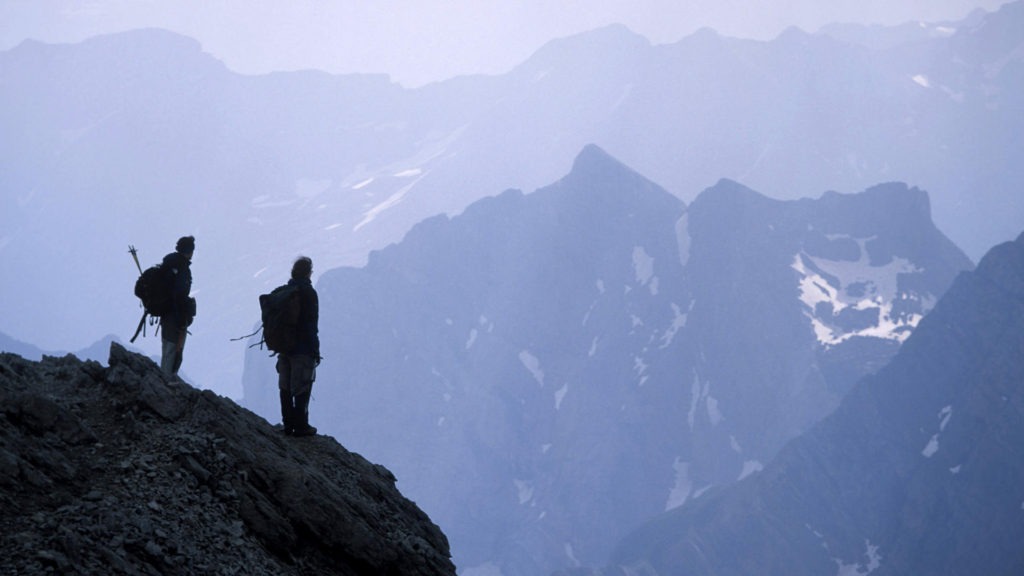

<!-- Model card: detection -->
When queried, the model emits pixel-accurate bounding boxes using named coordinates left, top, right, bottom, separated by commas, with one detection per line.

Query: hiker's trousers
left=161, top=331, right=186, bottom=376
left=277, top=354, right=316, bottom=428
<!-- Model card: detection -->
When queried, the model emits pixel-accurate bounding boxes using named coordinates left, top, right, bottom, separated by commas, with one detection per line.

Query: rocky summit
left=0, top=343, right=454, bottom=575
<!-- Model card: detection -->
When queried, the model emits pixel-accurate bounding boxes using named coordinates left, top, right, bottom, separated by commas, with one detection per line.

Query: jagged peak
left=569, top=143, right=627, bottom=176
left=559, top=144, right=677, bottom=206
left=689, top=178, right=776, bottom=209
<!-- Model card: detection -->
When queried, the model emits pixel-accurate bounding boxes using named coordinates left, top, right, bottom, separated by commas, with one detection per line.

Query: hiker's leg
left=291, top=355, right=316, bottom=435
left=161, top=338, right=178, bottom=375
left=173, top=331, right=186, bottom=375
left=276, top=355, right=294, bottom=431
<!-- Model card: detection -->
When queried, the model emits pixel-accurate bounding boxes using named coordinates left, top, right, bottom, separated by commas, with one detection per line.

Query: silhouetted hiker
left=277, top=256, right=320, bottom=436
left=161, top=236, right=196, bottom=376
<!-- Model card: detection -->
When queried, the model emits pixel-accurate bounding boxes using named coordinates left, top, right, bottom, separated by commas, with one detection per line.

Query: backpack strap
left=129, top=311, right=148, bottom=343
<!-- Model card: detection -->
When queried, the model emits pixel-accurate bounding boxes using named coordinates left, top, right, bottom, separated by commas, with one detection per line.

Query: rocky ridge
left=0, top=343, right=454, bottom=575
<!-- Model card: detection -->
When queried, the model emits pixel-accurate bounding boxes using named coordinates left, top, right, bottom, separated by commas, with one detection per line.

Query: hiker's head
left=292, top=256, right=313, bottom=280
left=176, top=236, right=195, bottom=258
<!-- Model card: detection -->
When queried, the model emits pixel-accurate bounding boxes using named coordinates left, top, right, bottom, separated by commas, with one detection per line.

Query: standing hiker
left=277, top=256, right=320, bottom=436
left=161, top=236, right=196, bottom=376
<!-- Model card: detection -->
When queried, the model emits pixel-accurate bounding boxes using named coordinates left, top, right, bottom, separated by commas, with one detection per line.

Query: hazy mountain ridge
left=584, top=231, right=1024, bottom=575
left=241, top=147, right=972, bottom=575
left=0, top=342, right=454, bottom=575
left=0, top=331, right=122, bottom=366
left=2, top=4, right=1021, bottom=393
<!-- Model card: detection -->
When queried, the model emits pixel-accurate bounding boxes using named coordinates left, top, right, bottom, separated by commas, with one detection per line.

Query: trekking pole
left=128, top=244, right=147, bottom=343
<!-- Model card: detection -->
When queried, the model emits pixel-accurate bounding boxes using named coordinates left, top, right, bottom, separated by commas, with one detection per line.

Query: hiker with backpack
left=274, top=256, right=320, bottom=436
left=160, top=236, right=197, bottom=376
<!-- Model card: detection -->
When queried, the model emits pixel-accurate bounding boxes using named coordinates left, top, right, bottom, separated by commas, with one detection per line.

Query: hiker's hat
left=176, top=235, right=195, bottom=254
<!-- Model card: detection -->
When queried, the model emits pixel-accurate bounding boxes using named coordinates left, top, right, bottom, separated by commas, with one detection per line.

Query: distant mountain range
left=582, top=232, right=1024, bottom=576
left=241, top=145, right=973, bottom=575
left=1, top=2, right=1022, bottom=393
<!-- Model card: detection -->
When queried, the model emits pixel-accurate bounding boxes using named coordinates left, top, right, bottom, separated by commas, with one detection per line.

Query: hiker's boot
left=291, top=391, right=315, bottom=436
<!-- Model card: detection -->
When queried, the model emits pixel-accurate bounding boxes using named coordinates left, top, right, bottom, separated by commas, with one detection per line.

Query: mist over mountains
left=241, top=145, right=974, bottom=574
left=2, top=5, right=1022, bottom=575
left=2, top=2, right=1022, bottom=394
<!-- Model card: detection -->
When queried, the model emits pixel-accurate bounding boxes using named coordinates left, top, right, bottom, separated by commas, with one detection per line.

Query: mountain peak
left=569, top=143, right=624, bottom=175
left=560, top=144, right=679, bottom=207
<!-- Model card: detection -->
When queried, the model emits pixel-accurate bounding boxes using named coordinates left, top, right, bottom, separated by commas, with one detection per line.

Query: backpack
left=259, top=284, right=302, bottom=354
left=134, top=264, right=173, bottom=316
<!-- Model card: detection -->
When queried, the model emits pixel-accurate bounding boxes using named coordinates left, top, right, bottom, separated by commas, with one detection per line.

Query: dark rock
left=0, top=344, right=455, bottom=575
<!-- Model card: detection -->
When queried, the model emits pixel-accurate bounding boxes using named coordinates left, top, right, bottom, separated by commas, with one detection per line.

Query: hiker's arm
left=172, top=269, right=193, bottom=326
left=306, top=289, right=320, bottom=362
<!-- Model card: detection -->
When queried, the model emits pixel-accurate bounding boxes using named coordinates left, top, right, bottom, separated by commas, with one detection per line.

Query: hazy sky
left=1, top=0, right=1012, bottom=87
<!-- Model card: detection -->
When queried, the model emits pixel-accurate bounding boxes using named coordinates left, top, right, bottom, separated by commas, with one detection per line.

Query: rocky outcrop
left=0, top=342, right=454, bottom=575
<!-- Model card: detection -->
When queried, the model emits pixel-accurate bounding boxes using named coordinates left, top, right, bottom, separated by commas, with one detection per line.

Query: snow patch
left=688, top=375, right=720, bottom=424
left=633, top=355, right=649, bottom=386
left=554, top=384, right=569, bottom=410
left=564, top=543, right=580, bottom=567
left=835, top=540, right=882, bottom=576
left=466, top=328, right=478, bottom=349
left=514, top=479, right=534, bottom=505
left=912, top=74, right=931, bottom=88
left=665, top=458, right=692, bottom=511
left=351, top=177, right=374, bottom=190
left=354, top=174, right=425, bottom=231
left=519, top=350, right=545, bottom=386
left=922, top=405, right=953, bottom=458
left=659, top=301, right=691, bottom=348
left=922, top=435, right=940, bottom=458
left=393, top=168, right=422, bottom=178
left=632, top=246, right=658, bottom=295
left=706, top=393, right=723, bottom=426
left=792, top=237, right=932, bottom=347
left=738, top=460, right=763, bottom=480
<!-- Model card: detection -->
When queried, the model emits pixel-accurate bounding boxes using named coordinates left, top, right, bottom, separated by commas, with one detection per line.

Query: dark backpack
left=134, top=265, right=173, bottom=316
left=259, top=284, right=301, bottom=354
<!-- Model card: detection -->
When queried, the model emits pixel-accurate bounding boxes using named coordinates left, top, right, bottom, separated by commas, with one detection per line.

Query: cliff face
left=0, top=343, right=454, bottom=576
